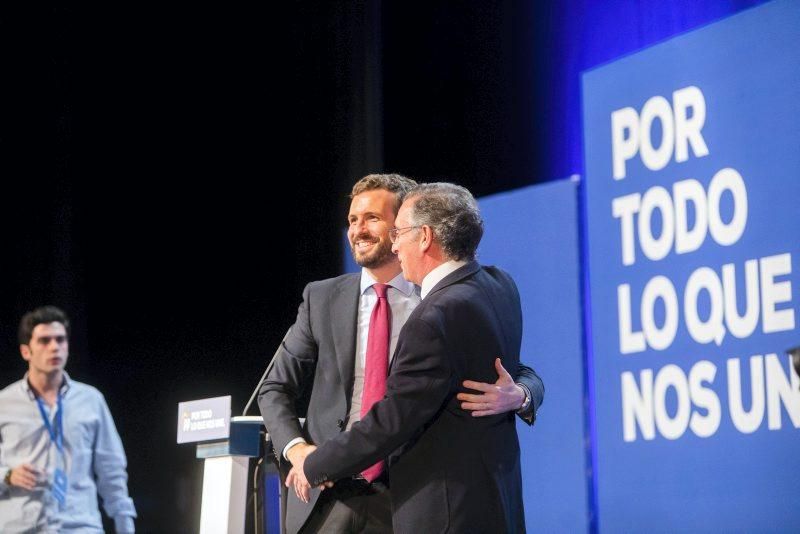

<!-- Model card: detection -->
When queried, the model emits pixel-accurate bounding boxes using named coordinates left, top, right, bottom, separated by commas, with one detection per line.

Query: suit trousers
left=299, top=478, right=392, bottom=534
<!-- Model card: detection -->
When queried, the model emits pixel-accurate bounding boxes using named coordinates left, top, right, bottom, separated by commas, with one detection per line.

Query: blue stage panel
left=479, top=179, right=588, bottom=533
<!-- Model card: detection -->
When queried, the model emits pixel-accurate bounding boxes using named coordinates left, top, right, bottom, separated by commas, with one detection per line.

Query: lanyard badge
left=35, top=394, right=68, bottom=508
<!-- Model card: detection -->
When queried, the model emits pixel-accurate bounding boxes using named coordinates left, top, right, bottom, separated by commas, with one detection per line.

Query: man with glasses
left=0, top=306, right=136, bottom=533
left=291, top=182, right=531, bottom=533
left=259, top=174, right=543, bottom=533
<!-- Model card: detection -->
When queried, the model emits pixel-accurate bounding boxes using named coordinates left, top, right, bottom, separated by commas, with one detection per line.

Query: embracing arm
left=458, top=359, right=544, bottom=425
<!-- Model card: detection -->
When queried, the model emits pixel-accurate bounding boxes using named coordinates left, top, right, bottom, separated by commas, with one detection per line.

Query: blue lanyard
left=35, top=394, right=64, bottom=455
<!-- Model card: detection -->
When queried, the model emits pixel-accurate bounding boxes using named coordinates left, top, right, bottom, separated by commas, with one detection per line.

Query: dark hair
left=18, top=306, right=70, bottom=345
left=350, top=173, right=418, bottom=212
left=406, top=182, right=484, bottom=261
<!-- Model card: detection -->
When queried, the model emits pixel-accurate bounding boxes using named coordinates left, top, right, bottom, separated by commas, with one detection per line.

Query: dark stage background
left=0, top=2, right=764, bottom=531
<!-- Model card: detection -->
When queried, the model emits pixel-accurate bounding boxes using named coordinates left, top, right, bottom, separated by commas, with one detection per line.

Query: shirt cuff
left=114, top=514, right=135, bottom=533
left=516, top=382, right=532, bottom=413
left=282, top=437, right=308, bottom=461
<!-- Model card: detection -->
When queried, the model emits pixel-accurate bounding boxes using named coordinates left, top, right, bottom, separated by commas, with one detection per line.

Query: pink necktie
left=361, top=283, right=390, bottom=481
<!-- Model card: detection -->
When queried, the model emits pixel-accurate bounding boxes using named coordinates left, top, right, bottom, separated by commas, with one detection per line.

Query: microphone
left=242, top=326, right=293, bottom=416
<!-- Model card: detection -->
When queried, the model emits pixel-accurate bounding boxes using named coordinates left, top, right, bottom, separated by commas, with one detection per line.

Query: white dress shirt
left=347, top=270, right=420, bottom=429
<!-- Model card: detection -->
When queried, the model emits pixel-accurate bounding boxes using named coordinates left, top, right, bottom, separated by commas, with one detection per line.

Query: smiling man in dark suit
left=290, top=182, right=530, bottom=533
left=259, top=175, right=542, bottom=533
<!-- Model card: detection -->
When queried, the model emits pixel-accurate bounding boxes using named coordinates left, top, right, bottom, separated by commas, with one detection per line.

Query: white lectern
left=197, top=415, right=264, bottom=534
left=178, top=396, right=277, bottom=534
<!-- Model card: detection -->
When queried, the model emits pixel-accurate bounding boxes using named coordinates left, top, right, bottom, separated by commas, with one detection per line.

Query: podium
left=197, top=416, right=266, bottom=534
left=178, top=396, right=281, bottom=534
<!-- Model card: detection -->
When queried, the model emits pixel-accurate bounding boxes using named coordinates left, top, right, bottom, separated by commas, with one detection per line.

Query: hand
left=286, top=442, right=316, bottom=467
left=458, top=358, right=525, bottom=417
left=286, top=464, right=313, bottom=503
left=285, top=444, right=333, bottom=502
left=286, top=443, right=315, bottom=502
left=6, top=464, right=41, bottom=491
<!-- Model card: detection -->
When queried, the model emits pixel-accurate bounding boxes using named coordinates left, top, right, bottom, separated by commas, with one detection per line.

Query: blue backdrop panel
left=478, top=180, right=588, bottom=533
left=583, top=1, right=800, bottom=531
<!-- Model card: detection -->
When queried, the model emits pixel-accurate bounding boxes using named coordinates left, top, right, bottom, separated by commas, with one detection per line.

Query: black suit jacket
left=304, top=262, right=527, bottom=534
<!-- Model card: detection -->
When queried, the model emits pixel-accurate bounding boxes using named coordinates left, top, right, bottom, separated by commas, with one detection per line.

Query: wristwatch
left=3, top=469, right=11, bottom=485
left=517, top=383, right=532, bottom=412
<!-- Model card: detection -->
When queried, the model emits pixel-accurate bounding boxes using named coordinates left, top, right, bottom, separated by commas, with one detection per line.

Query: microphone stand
left=242, top=327, right=292, bottom=416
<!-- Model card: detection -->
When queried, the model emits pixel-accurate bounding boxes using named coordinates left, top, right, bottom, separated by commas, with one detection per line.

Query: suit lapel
left=331, top=275, right=360, bottom=406
left=426, top=261, right=480, bottom=298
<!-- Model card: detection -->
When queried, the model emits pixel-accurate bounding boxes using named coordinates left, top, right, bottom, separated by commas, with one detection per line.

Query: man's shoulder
left=0, top=378, right=25, bottom=398
left=481, top=263, right=514, bottom=276
left=428, top=263, right=509, bottom=296
left=415, top=264, right=518, bottom=315
left=305, top=272, right=360, bottom=294
left=474, top=264, right=520, bottom=295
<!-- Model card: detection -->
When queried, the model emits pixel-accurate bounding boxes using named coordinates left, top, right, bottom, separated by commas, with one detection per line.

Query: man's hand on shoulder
left=458, top=358, right=526, bottom=416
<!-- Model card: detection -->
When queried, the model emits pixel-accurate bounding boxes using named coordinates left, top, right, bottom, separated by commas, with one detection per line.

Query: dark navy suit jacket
left=303, top=262, right=529, bottom=534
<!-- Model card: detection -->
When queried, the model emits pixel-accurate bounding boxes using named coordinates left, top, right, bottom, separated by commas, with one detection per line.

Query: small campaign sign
left=177, top=395, right=231, bottom=444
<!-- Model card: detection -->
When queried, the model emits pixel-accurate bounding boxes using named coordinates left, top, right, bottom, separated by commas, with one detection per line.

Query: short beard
left=351, top=239, right=394, bottom=269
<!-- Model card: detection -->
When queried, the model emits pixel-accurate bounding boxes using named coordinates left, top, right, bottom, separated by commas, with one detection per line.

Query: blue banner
left=582, top=0, right=800, bottom=530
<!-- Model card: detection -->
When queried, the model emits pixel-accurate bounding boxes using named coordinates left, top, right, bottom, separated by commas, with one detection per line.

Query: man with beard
left=258, top=174, right=544, bottom=534
left=295, top=182, right=528, bottom=532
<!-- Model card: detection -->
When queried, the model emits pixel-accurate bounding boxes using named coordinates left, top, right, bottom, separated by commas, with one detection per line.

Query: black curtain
left=1, top=3, right=544, bottom=530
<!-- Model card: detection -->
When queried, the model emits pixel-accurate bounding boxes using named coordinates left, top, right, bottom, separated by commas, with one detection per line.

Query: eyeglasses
left=389, top=225, right=421, bottom=243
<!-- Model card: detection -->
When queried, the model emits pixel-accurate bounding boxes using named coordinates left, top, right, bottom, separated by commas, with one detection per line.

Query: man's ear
left=419, top=225, right=434, bottom=252
left=20, top=344, right=31, bottom=362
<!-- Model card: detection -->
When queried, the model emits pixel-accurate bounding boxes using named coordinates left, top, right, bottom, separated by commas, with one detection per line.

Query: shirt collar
left=359, top=268, right=416, bottom=297
left=421, top=260, right=467, bottom=300
left=22, top=371, right=71, bottom=400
